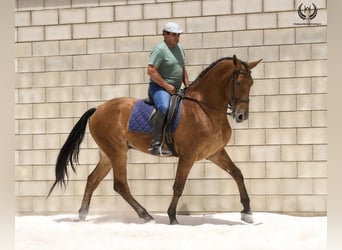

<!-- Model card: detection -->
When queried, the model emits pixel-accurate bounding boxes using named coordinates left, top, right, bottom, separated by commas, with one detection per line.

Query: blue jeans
left=148, top=82, right=171, bottom=115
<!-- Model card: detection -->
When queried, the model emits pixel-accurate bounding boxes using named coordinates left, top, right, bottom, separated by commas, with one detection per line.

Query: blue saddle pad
left=128, top=100, right=182, bottom=134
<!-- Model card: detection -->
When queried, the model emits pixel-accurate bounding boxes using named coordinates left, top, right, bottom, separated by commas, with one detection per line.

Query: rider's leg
left=149, top=109, right=167, bottom=155
left=148, top=83, right=171, bottom=155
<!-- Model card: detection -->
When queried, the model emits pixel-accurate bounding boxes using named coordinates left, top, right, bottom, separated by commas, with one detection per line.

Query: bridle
left=183, top=64, right=251, bottom=117
left=228, top=66, right=251, bottom=116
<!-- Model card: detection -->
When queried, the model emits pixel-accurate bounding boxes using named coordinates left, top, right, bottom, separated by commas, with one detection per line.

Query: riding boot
left=149, top=110, right=171, bottom=155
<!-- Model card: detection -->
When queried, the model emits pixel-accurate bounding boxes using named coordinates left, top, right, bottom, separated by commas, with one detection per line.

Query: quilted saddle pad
left=128, top=100, right=182, bottom=134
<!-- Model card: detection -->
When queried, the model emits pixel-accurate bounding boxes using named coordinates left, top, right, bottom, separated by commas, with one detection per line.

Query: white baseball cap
left=163, top=22, right=183, bottom=34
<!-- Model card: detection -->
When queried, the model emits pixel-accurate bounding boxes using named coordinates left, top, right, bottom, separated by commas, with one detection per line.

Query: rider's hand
left=165, top=84, right=176, bottom=95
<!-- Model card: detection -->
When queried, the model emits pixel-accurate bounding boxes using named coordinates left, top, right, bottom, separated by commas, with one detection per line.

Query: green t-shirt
left=149, top=41, right=185, bottom=89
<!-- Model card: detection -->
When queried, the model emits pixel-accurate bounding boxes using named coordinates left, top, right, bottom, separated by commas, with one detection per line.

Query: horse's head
left=227, top=55, right=262, bottom=123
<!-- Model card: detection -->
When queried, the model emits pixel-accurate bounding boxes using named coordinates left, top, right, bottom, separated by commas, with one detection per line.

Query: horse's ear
left=248, top=59, right=262, bottom=69
left=233, top=54, right=238, bottom=66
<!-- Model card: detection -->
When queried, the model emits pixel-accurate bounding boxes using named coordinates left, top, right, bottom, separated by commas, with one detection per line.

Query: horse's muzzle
left=234, top=110, right=248, bottom=123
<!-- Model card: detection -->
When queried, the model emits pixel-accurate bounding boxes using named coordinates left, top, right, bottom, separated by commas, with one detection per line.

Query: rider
left=147, top=22, right=189, bottom=155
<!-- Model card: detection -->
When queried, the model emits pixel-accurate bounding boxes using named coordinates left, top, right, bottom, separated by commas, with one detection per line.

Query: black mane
left=189, top=56, right=249, bottom=87
left=190, top=57, right=234, bottom=85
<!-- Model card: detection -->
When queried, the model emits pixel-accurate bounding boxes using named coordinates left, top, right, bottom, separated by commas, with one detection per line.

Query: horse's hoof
left=145, top=219, right=156, bottom=224
left=169, top=219, right=179, bottom=225
left=78, top=211, right=88, bottom=221
left=79, top=214, right=86, bottom=221
left=143, top=214, right=155, bottom=223
left=79, top=206, right=89, bottom=221
left=241, top=212, right=254, bottom=223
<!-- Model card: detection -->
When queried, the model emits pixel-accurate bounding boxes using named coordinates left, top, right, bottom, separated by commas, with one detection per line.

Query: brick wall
left=15, top=0, right=327, bottom=216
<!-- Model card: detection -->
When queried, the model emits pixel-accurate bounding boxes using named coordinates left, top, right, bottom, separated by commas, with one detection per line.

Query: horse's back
left=97, top=97, right=137, bottom=111
left=91, top=97, right=137, bottom=122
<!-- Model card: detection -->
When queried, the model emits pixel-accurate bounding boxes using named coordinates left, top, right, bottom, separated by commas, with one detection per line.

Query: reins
left=182, top=96, right=233, bottom=115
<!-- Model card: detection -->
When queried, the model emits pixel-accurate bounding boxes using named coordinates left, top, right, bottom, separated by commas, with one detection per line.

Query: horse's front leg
left=167, top=156, right=195, bottom=225
left=208, top=149, right=253, bottom=223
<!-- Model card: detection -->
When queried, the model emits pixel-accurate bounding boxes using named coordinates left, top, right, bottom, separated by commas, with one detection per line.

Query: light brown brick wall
left=15, top=0, right=327, bottom=216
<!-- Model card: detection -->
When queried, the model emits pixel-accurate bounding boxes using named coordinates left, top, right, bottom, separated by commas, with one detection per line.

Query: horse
left=48, top=55, right=262, bottom=225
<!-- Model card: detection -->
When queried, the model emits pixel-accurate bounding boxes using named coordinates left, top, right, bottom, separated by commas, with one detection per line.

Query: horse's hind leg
left=110, top=149, right=154, bottom=222
left=79, top=151, right=111, bottom=220
left=208, top=149, right=253, bottom=223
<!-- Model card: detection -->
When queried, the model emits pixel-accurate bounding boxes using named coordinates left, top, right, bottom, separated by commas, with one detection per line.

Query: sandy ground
left=15, top=212, right=326, bottom=250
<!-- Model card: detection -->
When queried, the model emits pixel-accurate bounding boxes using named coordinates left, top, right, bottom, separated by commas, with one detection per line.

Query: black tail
left=48, top=108, right=97, bottom=197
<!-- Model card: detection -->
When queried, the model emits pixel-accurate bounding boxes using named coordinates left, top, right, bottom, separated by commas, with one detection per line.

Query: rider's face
left=163, top=32, right=180, bottom=47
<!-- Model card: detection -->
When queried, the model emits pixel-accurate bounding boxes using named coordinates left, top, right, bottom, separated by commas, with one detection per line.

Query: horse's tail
left=48, top=108, right=97, bottom=197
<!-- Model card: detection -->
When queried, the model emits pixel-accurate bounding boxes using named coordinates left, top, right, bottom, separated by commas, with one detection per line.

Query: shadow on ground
left=54, top=213, right=246, bottom=226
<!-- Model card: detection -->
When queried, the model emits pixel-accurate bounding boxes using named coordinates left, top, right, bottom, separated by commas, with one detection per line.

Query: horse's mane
left=190, top=57, right=234, bottom=86
left=189, top=56, right=249, bottom=87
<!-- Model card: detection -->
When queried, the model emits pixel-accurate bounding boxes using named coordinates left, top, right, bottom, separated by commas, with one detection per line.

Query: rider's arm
left=147, top=64, right=176, bottom=94
left=182, top=67, right=189, bottom=87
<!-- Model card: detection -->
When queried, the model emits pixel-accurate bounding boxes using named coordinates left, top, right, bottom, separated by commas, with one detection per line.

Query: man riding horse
left=147, top=22, right=189, bottom=155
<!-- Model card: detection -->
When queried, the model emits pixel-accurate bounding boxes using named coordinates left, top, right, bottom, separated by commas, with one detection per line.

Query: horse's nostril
left=236, top=113, right=244, bottom=122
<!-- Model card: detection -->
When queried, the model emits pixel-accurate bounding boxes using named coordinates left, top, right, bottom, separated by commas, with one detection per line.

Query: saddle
left=144, top=91, right=183, bottom=157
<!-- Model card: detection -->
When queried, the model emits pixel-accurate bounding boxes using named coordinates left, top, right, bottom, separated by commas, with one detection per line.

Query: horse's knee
left=172, top=183, right=185, bottom=197
left=113, top=180, right=128, bottom=195
left=113, top=182, right=121, bottom=194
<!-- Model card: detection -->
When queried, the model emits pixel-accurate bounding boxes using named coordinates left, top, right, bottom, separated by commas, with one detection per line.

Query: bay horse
left=48, top=55, right=262, bottom=225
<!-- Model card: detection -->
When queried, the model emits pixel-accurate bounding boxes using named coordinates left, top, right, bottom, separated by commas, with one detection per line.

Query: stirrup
left=149, top=144, right=172, bottom=156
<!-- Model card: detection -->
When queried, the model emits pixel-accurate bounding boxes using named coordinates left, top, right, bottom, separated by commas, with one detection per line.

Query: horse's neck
left=186, top=64, right=231, bottom=108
